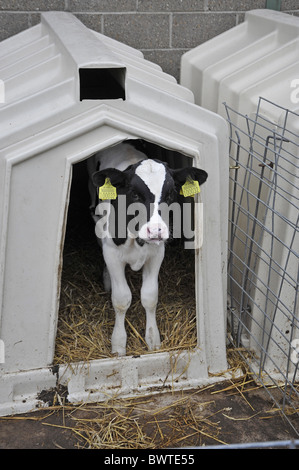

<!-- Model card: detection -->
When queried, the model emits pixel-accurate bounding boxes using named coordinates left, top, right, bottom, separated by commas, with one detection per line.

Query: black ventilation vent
left=79, top=67, right=126, bottom=101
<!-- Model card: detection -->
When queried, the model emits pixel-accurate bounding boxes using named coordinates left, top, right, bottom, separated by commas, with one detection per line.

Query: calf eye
left=131, top=190, right=141, bottom=202
left=165, top=189, right=175, bottom=204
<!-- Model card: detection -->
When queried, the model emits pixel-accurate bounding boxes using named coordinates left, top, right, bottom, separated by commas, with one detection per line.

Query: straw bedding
left=60, top=386, right=228, bottom=449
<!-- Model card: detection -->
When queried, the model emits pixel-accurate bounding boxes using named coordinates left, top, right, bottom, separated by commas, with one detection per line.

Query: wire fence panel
left=225, top=98, right=299, bottom=436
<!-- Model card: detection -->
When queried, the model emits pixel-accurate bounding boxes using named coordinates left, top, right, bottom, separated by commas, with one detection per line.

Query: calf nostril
left=147, top=225, right=163, bottom=238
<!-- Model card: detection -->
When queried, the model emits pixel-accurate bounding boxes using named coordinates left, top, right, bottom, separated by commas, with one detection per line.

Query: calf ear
left=171, top=167, right=208, bottom=186
left=92, top=168, right=126, bottom=188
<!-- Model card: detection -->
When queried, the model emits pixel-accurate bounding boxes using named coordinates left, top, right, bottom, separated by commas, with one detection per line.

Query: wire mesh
left=190, top=439, right=299, bottom=449
left=225, top=97, right=299, bottom=436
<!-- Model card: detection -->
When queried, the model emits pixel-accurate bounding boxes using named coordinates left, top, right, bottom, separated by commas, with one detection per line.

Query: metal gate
left=226, top=97, right=299, bottom=436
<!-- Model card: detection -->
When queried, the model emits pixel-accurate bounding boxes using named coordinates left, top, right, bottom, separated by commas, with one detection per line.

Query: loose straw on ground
left=54, top=237, right=197, bottom=364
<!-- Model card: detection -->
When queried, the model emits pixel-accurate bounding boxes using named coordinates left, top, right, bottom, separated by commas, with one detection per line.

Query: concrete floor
left=1, top=380, right=298, bottom=449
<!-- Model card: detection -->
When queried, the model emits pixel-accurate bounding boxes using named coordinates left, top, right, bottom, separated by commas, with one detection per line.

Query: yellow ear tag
left=180, top=178, right=201, bottom=198
left=99, top=177, right=117, bottom=200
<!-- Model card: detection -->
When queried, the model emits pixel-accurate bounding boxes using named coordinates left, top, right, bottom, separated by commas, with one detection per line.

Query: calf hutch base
left=0, top=12, right=229, bottom=416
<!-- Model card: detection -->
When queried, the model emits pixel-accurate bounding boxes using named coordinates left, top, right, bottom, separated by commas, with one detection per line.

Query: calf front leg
left=103, top=248, right=131, bottom=356
left=142, top=280, right=161, bottom=351
left=110, top=273, right=132, bottom=356
left=141, top=247, right=164, bottom=351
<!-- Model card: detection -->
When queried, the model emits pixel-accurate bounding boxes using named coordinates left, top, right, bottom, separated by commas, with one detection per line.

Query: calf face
left=92, top=159, right=208, bottom=245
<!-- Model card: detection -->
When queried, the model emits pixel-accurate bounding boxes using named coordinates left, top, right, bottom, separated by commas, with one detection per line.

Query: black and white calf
left=89, top=142, right=207, bottom=356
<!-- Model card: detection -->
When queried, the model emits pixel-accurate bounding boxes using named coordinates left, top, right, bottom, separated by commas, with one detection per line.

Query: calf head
left=92, top=159, right=208, bottom=245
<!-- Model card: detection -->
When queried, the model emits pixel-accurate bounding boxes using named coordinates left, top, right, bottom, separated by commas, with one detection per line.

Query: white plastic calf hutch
left=0, top=12, right=229, bottom=416
left=180, top=9, right=299, bottom=119
left=181, top=10, right=299, bottom=381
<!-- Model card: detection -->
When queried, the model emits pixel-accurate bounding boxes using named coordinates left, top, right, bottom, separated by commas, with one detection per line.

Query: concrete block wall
left=0, top=1, right=299, bottom=80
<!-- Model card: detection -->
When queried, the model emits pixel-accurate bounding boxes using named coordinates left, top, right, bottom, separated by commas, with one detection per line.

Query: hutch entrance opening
left=54, top=141, right=197, bottom=365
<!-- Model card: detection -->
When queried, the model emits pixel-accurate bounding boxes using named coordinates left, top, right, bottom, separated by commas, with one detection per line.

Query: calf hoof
left=111, top=331, right=127, bottom=357
left=112, top=345, right=126, bottom=356
left=145, top=327, right=161, bottom=351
